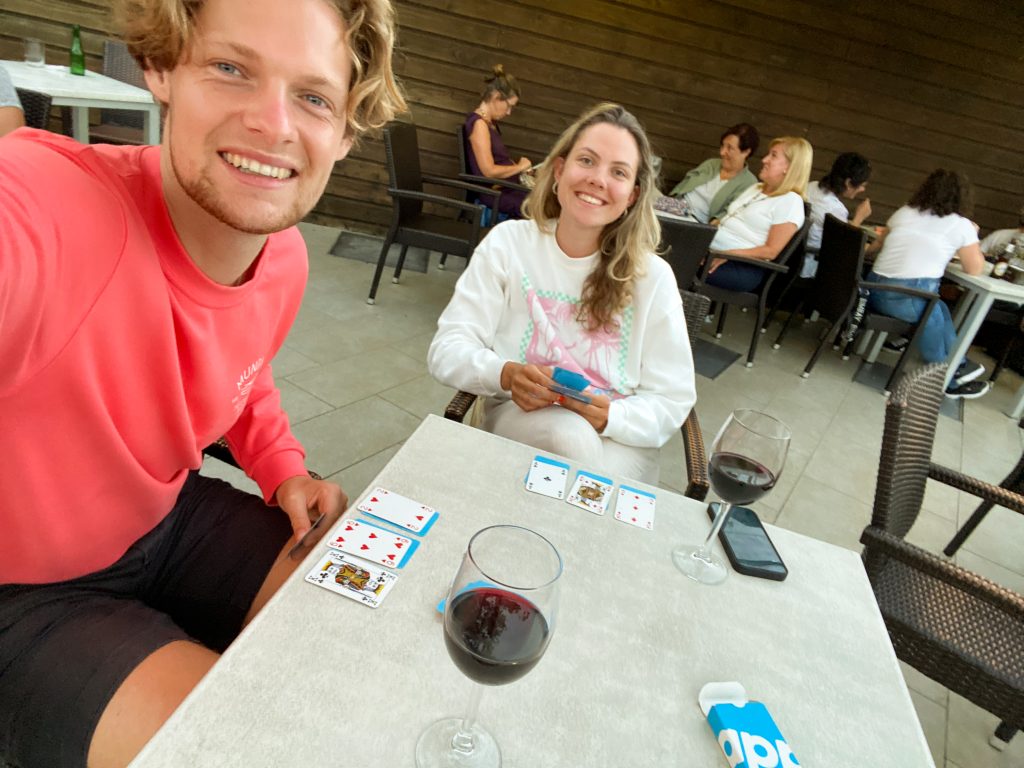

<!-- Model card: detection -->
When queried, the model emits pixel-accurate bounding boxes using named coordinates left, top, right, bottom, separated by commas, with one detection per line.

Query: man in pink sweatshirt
left=0, top=0, right=406, bottom=765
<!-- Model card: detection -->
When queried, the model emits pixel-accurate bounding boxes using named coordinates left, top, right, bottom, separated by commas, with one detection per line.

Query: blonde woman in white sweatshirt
left=429, top=103, right=696, bottom=483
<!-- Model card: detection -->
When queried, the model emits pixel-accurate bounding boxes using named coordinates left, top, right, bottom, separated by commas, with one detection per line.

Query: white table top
left=1, top=60, right=156, bottom=107
left=945, top=261, right=1024, bottom=303
left=133, top=415, right=934, bottom=768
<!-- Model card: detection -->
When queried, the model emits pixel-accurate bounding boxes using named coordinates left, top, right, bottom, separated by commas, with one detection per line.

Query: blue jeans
left=865, top=273, right=958, bottom=365
left=706, top=260, right=766, bottom=292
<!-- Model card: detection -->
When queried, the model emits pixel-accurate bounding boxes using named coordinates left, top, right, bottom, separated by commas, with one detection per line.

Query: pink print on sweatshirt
left=522, top=288, right=625, bottom=397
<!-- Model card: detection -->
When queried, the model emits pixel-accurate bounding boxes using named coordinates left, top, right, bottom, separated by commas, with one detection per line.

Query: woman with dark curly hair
left=867, top=169, right=987, bottom=398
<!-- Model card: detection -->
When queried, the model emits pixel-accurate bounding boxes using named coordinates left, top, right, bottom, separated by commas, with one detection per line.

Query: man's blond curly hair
left=113, top=0, right=407, bottom=136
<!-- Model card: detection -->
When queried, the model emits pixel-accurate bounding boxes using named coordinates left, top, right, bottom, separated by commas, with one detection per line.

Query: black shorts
left=0, top=472, right=292, bottom=768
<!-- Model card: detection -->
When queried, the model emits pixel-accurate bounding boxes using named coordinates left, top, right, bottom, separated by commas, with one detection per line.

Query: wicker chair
left=694, top=213, right=811, bottom=367
left=14, top=88, right=52, bottom=130
left=203, top=437, right=322, bottom=481
left=361, top=120, right=500, bottom=304
left=860, top=363, right=1024, bottom=749
left=943, top=417, right=1024, bottom=557
left=442, top=290, right=711, bottom=501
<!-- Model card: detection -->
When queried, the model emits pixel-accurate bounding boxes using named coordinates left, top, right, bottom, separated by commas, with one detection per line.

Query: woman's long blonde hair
left=763, top=136, right=813, bottom=199
left=523, top=103, right=660, bottom=331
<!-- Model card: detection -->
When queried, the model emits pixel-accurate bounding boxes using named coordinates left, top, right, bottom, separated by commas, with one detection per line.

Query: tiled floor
left=207, top=222, right=1024, bottom=767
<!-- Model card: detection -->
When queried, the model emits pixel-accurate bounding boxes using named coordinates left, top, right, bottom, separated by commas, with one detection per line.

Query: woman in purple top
left=465, top=65, right=532, bottom=219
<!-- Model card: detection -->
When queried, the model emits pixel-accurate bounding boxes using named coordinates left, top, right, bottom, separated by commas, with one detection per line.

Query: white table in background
left=2, top=60, right=159, bottom=144
left=944, top=263, right=1024, bottom=416
left=133, top=415, right=935, bottom=768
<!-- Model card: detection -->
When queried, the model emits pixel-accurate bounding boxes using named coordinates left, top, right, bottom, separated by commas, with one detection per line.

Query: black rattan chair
left=944, top=418, right=1024, bottom=557
left=14, top=88, right=51, bottom=130
left=442, top=291, right=711, bottom=501
left=695, top=215, right=811, bottom=367
left=860, top=363, right=1024, bottom=750
left=363, top=121, right=500, bottom=304
left=91, top=40, right=148, bottom=144
left=657, top=217, right=717, bottom=293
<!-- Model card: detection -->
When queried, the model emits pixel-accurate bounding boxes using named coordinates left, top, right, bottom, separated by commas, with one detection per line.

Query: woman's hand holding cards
left=555, top=390, right=610, bottom=433
left=502, top=362, right=560, bottom=411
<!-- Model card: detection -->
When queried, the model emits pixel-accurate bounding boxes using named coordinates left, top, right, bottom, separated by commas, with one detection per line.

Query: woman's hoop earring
left=552, top=180, right=558, bottom=194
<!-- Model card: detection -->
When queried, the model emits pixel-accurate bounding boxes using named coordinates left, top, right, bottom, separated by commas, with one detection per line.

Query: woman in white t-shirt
left=866, top=169, right=987, bottom=398
left=429, top=103, right=696, bottom=483
left=802, top=152, right=873, bottom=278
left=705, top=136, right=812, bottom=292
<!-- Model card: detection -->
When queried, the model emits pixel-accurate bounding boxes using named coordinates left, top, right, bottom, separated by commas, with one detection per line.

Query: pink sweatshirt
left=1, top=130, right=309, bottom=584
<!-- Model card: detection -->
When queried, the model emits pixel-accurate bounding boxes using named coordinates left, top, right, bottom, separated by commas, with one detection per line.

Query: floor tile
left=910, top=688, right=947, bottom=768
left=379, top=373, right=458, bottom=421
left=772, top=474, right=872, bottom=551
left=328, top=443, right=403, bottom=502
left=945, top=693, right=1024, bottom=768
left=900, top=660, right=949, bottom=708
left=286, top=346, right=425, bottom=408
left=288, top=395, right=422, bottom=477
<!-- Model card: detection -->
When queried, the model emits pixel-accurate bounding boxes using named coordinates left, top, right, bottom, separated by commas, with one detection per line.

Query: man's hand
left=555, top=391, right=611, bottom=433
left=274, top=475, right=348, bottom=541
left=502, top=362, right=560, bottom=412
left=707, top=256, right=726, bottom=274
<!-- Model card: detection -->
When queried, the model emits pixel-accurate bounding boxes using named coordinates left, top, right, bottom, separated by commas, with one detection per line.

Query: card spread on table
left=356, top=486, right=438, bottom=535
left=524, top=455, right=571, bottom=499
left=326, top=519, right=418, bottom=569
left=304, top=550, right=397, bottom=608
left=566, top=470, right=614, bottom=515
left=614, top=485, right=656, bottom=530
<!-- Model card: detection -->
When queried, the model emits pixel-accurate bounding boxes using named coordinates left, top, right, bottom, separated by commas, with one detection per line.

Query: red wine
left=709, top=452, right=777, bottom=505
left=444, top=588, right=550, bottom=685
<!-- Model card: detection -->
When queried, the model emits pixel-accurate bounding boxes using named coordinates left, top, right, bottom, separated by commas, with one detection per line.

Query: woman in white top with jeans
left=705, top=136, right=812, bottom=292
left=866, top=169, right=987, bottom=398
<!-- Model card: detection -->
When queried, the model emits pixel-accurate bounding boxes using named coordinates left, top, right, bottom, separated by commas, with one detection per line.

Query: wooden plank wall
left=3, top=0, right=1022, bottom=236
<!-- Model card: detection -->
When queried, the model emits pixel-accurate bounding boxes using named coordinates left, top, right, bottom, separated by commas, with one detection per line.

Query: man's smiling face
left=145, top=0, right=353, bottom=235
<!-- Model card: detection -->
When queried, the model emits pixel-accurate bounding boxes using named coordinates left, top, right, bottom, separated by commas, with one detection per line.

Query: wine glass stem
left=450, top=682, right=484, bottom=755
left=697, top=502, right=732, bottom=558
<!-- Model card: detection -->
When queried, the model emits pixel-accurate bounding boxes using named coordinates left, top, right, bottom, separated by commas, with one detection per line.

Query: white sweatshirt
left=428, top=219, right=696, bottom=448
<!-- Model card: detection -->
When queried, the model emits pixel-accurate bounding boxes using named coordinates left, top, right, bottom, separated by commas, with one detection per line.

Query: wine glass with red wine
left=415, top=525, right=563, bottom=768
left=672, top=409, right=790, bottom=585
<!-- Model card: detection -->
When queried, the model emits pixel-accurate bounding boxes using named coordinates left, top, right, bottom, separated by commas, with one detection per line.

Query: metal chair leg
left=392, top=244, right=409, bottom=283
left=715, top=304, right=728, bottom=338
left=367, top=226, right=398, bottom=305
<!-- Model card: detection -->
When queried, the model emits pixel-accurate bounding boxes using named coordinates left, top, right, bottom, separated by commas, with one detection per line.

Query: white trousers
left=481, top=399, right=661, bottom=484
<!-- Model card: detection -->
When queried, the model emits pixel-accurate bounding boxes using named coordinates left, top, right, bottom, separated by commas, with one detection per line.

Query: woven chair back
left=809, top=214, right=867, bottom=323
left=14, top=88, right=51, bottom=130
left=660, top=219, right=717, bottom=292
left=870, top=363, right=946, bottom=539
left=101, top=40, right=146, bottom=129
left=383, top=121, right=425, bottom=220
left=681, top=290, right=711, bottom=345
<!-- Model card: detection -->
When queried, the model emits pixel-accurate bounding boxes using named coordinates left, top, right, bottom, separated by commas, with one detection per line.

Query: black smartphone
left=706, top=503, right=788, bottom=581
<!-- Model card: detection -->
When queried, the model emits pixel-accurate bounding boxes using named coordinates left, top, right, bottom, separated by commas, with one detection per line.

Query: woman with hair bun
left=464, top=64, right=532, bottom=219
left=432, top=103, right=696, bottom=483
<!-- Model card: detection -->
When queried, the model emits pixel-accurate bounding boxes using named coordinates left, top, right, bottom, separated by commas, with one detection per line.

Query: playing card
left=566, top=470, right=614, bottom=515
left=356, top=486, right=439, bottom=535
left=326, top=519, right=419, bottom=569
left=304, top=550, right=398, bottom=608
left=614, top=485, right=656, bottom=530
left=524, top=455, right=570, bottom=499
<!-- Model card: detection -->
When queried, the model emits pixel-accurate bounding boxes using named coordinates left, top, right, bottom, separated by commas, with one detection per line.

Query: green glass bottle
left=69, top=24, right=86, bottom=76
